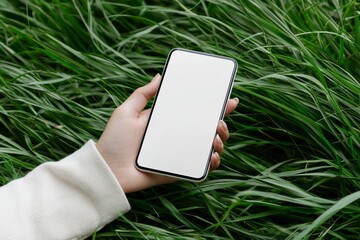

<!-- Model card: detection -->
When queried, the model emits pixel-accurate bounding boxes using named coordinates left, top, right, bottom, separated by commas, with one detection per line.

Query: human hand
left=96, top=74, right=238, bottom=193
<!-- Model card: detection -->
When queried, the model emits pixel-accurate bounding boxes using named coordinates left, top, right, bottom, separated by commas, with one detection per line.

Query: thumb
left=122, top=74, right=161, bottom=116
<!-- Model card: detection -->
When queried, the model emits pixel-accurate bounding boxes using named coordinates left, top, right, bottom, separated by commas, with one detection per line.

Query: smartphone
left=135, top=48, right=237, bottom=181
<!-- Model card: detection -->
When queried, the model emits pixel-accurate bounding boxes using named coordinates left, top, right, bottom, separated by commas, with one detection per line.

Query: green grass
left=1, top=0, right=360, bottom=239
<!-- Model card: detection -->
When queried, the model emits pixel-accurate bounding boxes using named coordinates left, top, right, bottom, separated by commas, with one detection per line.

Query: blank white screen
left=136, top=49, right=236, bottom=180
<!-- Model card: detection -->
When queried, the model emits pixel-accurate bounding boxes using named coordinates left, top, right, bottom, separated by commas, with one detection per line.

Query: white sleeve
left=0, top=140, right=131, bottom=240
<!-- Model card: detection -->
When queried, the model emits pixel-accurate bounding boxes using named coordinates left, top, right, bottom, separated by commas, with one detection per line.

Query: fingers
left=217, top=120, right=229, bottom=142
left=122, top=74, right=161, bottom=116
left=210, top=152, right=220, bottom=171
left=211, top=119, right=232, bottom=171
left=211, top=134, right=224, bottom=171
left=210, top=98, right=238, bottom=171
left=213, top=134, right=224, bottom=154
left=224, top=98, right=239, bottom=116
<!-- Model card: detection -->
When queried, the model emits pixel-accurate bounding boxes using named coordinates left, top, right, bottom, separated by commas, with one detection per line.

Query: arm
left=0, top=74, right=238, bottom=240
left=0, top=140, right=130, bottom=240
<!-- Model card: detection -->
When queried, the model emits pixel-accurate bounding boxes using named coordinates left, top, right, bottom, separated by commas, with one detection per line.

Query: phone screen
left=136, top=48, right=237, bottom=181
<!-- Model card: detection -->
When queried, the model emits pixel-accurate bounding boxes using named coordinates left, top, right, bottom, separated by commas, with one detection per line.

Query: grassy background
left=1, top=0, right=360, bottom=239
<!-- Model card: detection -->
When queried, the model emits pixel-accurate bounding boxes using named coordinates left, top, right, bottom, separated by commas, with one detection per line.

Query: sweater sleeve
left=0, top=140, right=131, bottom=240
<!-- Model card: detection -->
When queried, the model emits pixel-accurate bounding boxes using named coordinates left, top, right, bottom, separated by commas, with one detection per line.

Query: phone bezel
left=135, top=48, right=238, bottom=181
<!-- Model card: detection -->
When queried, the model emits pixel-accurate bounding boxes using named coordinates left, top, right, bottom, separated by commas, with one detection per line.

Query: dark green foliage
left=1, top=0, right=359, bottom=239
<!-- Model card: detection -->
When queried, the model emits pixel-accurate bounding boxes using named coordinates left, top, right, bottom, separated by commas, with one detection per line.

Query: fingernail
left=152, top=73, right=161, bottom=81
left=233, top=97, right=239, bottom=104
left=220, top=120, right=228, bottom=131
left=216, top=134, right=222, bottom=145
left=214, top=152, right=221, bottom=167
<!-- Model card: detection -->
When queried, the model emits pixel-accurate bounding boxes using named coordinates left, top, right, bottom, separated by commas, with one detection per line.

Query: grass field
left=1, top=0, right=360, bottom=239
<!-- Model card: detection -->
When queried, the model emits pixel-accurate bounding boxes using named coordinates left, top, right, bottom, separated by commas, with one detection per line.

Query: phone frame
left=135, top=48, right=237, bottom=181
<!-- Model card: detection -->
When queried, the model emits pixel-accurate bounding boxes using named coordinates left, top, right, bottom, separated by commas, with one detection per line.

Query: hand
left=96, top=74, right=238, bottom=193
